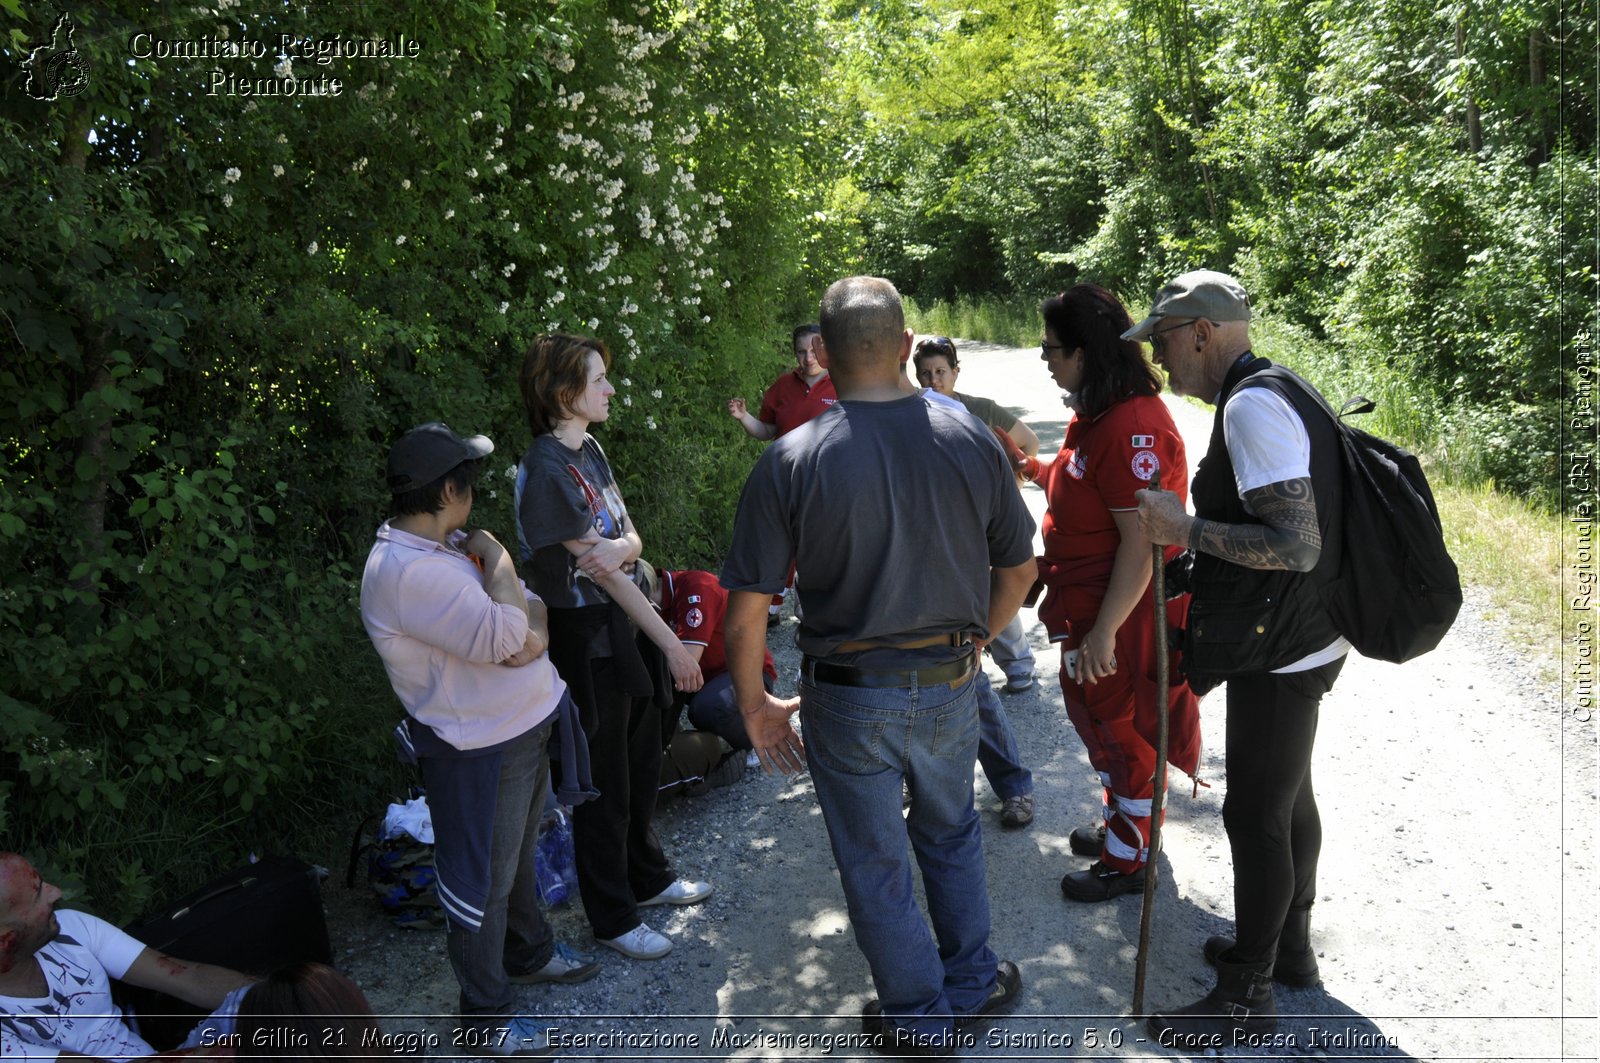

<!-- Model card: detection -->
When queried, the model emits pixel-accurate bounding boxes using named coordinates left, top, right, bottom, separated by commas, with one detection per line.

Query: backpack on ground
left=1256, top=366, right=1462, bottom=662
left=345, top=792, right=444, bottom=931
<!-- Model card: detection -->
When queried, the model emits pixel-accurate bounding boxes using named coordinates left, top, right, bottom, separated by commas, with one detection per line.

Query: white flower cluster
left=605, top=17, right=673, bottom=62
left=520, top=13, right=740, bottom=361
left=223, top=167, right=241, bottom=183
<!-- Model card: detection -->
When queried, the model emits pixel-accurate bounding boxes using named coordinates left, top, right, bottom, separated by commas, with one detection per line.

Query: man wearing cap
left=1126, top=273, right=1350, bottom=1048
left=721, top=277, right=1037, bottom=1057
left=360, top=422, right=600, bottom=1058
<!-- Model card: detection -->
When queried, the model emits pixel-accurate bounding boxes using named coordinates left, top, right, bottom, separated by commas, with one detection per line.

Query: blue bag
left=534, top=806, right=578, bottom=906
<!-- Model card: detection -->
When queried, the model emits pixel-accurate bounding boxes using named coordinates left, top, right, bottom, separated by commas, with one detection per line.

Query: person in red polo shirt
left=728, top=324, right=837, bottom=622
left=1019, top=284, right=1203, bottom=905
left=727, top=324, right=838, bottom=441
left=655, top=568, right=777, bottom=750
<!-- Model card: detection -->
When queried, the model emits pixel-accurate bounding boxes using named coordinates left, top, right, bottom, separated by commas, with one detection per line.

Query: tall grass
left=903, top=295, right=1040, bottom=348
left=1249, top=318, right=1444, bottom=455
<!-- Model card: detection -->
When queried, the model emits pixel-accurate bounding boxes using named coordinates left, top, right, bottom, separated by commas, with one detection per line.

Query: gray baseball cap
left=386, top=422, right=494, bottom=493
left=1122, top=270, right=1252, bottom=342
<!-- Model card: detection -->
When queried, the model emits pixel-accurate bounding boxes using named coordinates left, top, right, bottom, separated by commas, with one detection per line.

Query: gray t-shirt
left=721, top=391, right=1036, bottom=659
left=953, top=391, right=1018, bottom=433
left=516, top=433, right=631, bottom=610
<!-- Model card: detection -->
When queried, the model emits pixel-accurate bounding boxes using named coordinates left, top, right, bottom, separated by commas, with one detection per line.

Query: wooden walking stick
left=1132, top=463, right=1170, bottom=1016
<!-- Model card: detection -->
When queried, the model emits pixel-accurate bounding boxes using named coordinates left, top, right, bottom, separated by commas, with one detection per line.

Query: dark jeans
left=435, top=720, right=555, bottom=1019
left=800, top=668, right=997, bottom=1044
left=1222, top=655, right=1345, bottom=965
left=571, top=657, right=675, bottom=940
left=684, top=670, right=774, bottom=750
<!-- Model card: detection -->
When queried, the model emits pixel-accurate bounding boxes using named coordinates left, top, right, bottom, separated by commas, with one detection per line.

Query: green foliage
left=829, top=0, right=1590, bottom=506
left=1, top=0, right=833, bottom=916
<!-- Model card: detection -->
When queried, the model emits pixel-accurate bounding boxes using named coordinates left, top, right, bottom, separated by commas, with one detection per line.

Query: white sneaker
left=639, top=878, right=714, bottom=907
left=599, top=922, right=672, bottom=960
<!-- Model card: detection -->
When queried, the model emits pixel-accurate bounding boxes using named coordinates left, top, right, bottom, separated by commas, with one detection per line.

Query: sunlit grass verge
left=904, top=294, right=1039, bottom=348
left=1434, top=482, right=1562, bottom=675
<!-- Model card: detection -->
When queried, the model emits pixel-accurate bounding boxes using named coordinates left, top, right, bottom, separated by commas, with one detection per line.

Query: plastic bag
left=534, top=806, right=578, bottom=907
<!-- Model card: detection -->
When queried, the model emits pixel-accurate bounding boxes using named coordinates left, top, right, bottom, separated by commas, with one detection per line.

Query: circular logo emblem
left=47, top=50, right=91, bottom=98
left=1131, top=450, right=1160, bottom=481
left=685, top=607, right=704, bottom=629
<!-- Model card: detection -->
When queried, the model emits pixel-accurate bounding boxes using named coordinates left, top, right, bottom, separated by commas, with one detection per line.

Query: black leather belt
left=802, top=648, right=978, bottom=689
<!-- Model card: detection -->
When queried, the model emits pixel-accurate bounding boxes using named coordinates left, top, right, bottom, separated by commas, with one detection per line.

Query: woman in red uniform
left=1020, top=283, right=1203, bottom=903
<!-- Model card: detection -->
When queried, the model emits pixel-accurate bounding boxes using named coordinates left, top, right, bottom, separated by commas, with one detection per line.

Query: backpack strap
left=345, top=813, right=382, bottom=889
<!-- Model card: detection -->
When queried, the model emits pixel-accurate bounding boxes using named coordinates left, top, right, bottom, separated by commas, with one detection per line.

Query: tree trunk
left=1456, top=20, right=1483, bottom=156
left=1528, top=27, right=1548, bottom=165
left=57, top=98, right=109, bottom=610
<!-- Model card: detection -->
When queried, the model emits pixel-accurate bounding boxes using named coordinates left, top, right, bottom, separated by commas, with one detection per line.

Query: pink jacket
left=360, top=522, right=565, bottom=750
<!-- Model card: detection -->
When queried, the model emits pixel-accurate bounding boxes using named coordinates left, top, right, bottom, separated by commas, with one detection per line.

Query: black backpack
left=1254, top=367, right=1462, bottom=662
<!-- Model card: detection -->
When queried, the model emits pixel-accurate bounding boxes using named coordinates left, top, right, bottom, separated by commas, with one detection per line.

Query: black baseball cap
left=385, top=422, right=494, bottom=493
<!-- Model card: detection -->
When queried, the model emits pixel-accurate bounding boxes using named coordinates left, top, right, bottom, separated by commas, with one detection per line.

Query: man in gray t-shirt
left=721, top=276, right=1037, bottom=1055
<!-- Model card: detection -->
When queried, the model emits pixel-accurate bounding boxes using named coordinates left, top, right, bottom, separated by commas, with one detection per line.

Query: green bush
left=0, top=0, right=834, bottom=916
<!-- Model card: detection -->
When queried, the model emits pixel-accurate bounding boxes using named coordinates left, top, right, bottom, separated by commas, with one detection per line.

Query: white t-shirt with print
left=0, top=909, right=152, bottom=1062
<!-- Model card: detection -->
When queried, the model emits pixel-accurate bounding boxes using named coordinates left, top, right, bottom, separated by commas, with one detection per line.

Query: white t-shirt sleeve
left=67, top=910, right=148, bottom=980
left=1223, top=388, right=1311, bottom=496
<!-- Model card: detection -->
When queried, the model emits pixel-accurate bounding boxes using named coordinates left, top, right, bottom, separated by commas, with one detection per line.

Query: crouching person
left=360, top=422, right=599, bottom=1058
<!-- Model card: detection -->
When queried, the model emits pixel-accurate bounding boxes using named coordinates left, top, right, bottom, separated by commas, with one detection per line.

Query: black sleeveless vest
left=1183, top=356, right=1344, bottom=688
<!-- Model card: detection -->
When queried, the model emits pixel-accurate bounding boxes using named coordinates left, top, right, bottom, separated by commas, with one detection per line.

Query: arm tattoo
left=1187, top=478, right=1323, bottom=572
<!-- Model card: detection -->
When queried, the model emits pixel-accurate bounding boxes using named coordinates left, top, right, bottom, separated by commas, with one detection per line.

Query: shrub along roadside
left=0, top=0, right=842, bottom=921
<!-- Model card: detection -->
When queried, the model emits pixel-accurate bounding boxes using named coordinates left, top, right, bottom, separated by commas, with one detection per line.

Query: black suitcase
left=117, top=855, right=332, bottom=1050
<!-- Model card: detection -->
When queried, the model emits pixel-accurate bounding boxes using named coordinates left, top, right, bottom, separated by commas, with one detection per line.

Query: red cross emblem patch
left=1131, top=450, right=1160, bottom=481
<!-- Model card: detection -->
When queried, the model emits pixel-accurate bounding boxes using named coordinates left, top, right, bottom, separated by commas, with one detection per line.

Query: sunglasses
left=1148, top=319, right=1196, bottom=355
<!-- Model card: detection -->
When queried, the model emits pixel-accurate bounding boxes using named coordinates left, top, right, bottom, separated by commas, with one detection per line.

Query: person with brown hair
left=515, top=333, right=712, bottom=965
left=912, top=335, right=1041, bottom=697
left=1020, top=284, right=1203, bottom=904
left=233, top=963, right=384, bottom=1059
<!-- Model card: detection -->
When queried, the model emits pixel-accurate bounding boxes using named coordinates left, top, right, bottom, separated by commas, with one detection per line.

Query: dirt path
left=322, top=341, right=1597, bottom=1061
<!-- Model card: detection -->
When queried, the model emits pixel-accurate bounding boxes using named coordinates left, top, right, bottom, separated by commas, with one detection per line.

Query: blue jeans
left=986, top=614, right=1035, bottom=681
left=974, top=672, right=1032, bottom=800
left=799, top=668, right=999, bottom=1042
left=443, top=721, right=556, bottom=1020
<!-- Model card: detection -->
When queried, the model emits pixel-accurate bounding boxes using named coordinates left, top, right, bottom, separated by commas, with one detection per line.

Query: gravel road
left=319, top=342, right=1597, bottom=1062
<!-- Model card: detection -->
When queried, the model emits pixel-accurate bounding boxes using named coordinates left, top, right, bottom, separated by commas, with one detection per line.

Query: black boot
left=1146, top=955, right=1277, bottom=1050
left=1202, top=904, right=1320, bottom=987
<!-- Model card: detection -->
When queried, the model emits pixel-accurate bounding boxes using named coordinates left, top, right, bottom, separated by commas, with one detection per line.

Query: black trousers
left=1222, top=655, right=1345, bottom=965
left=570, top=656, right=676, bottom=940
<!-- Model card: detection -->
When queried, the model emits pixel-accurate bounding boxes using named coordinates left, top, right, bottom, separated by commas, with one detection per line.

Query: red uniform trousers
left=1058, top=588, right=1202, bottom=875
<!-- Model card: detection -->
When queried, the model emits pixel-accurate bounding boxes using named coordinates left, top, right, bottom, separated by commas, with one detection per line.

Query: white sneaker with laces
left=639, top=878, right=713, bottom=907
left=599, top=922, right=672, bottom=960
